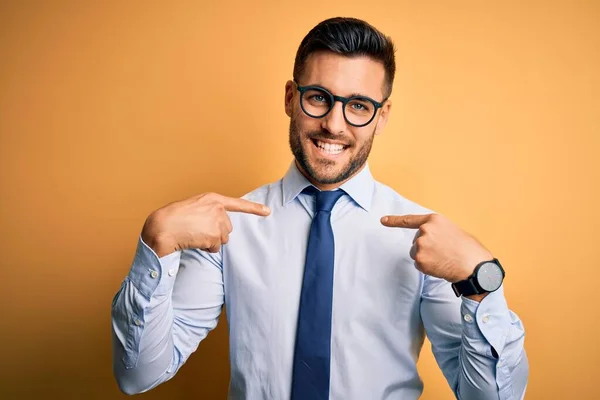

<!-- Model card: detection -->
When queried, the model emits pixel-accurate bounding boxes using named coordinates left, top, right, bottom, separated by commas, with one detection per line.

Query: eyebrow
left=311, top=83, right=376, bottom=100
left=348, top=92, right=372, bottom=99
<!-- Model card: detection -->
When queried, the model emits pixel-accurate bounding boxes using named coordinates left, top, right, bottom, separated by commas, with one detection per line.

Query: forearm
left=111, top=237, right=225, bottom=394
left=455, top=287, right=529, bottom=400
left=111, top=238, right=183, bottom=394
left=112, top=280, right=176, bottom=394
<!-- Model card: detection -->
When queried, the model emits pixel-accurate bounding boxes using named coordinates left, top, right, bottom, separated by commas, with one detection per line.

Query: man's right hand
left=141, top=192, right=271, bottom=257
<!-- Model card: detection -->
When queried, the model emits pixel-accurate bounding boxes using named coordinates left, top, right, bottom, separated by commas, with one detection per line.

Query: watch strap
left=451, top=277, right=482, bottom=297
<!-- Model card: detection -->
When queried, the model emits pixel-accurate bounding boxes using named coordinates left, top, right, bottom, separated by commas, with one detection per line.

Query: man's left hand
left=381, top=213, right=493, bottom=285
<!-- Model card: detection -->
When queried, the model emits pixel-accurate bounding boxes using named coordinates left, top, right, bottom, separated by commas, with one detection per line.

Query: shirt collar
left=281, top=160, right=375, bottom=212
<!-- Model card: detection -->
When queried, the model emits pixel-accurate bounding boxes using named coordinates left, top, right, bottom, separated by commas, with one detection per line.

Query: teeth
left=316, top=140, right=344, bottom=154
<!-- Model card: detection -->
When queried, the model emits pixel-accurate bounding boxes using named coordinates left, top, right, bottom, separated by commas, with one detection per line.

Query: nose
left=320, top=100, right=346, bottom=135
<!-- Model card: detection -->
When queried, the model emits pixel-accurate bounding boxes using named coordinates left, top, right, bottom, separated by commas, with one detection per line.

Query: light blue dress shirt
left=112, top=161, right=529, bottom=399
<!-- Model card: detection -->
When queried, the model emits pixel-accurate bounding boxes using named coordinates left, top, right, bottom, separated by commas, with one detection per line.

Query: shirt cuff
left=127, top=236, right=182, bottom=300
left=460, top=285, right=512, bottom=357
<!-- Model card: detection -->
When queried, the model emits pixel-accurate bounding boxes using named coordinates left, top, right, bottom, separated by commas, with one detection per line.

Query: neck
left=295, top=160, right=366, bottom=191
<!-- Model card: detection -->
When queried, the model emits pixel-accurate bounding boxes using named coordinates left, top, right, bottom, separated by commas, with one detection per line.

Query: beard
left=288, top=115, right=375, bottom=185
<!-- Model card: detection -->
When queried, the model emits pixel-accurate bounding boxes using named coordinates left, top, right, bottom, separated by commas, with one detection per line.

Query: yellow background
left=1, top=1, right=598, bottom=399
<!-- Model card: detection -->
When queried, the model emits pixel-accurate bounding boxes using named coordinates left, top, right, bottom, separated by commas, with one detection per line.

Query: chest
left=222, top=208, right=423, bottom=325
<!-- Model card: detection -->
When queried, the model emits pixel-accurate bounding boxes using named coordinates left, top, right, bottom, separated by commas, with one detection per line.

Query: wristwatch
left=451, top=258, right=505, bottom=297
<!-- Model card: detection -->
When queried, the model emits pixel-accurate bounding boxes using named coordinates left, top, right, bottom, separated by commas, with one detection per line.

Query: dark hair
left=293, top=17, right=396, bottom=98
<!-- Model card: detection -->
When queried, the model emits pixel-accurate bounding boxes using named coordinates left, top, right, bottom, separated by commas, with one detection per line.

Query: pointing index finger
left=380, top=214, right=431, bottom=229
left=219, top=195, right=271, bottom=216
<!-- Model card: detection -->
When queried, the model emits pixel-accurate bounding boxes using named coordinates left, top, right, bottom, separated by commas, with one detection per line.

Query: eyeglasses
left=294, top=81, right=387, bottom=127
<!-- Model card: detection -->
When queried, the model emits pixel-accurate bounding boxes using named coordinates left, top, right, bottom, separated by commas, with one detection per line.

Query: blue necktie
left=291, top=187, right=345, bottom=400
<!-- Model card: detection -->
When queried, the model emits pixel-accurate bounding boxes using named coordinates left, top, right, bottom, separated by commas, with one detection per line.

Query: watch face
left=477, top=262, right=504, bottom=291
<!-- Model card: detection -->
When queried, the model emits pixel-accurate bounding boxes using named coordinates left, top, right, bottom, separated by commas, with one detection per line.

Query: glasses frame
left=294, top=80, right=387, bottom=127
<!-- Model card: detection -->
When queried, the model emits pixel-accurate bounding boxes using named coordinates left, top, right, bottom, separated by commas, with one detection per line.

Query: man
left=111, top=17, right=528, bottom=399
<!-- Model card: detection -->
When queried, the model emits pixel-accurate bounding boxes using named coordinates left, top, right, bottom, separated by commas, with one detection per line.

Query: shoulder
left=226, top=178, right=284, bottom=225
left=239, top=178, right=283, bottom=205
left=372, top=180, right=436, bottom=216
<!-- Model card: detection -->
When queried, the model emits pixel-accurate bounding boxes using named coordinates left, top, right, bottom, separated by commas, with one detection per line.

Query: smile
left=311, top=139, right=348, bottom=156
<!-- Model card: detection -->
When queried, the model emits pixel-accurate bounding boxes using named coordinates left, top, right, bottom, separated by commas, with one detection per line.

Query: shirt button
left=482, top=315, right=490, bottom=323
left=150, top=270, right=159, bottom=279
left=464, top=314, right=473, bottom=322
left=168, top=268, right=177, bottom=277
left=134, top=318, right=142, bottom=326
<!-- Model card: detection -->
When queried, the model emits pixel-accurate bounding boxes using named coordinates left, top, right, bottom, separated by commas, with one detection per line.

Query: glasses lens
left=300, top=88, right=332, bottom=118
left=345, top=98, right=376, bottom=126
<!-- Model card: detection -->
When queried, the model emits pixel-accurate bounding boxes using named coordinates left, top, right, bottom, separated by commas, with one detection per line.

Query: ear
left=284, top=80, right=295, bottom=117
left=374, top=100, right=392, bottom=136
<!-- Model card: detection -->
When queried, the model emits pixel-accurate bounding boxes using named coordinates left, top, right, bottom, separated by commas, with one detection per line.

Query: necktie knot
left=303, top=186, right=345, bottom=213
